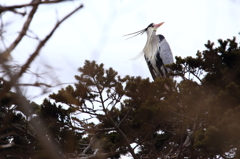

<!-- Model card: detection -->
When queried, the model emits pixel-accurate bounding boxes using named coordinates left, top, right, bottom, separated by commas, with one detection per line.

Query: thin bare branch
left=1, top=0, right=40, bottom=58
left=0, top=3, right=83, bottom=99
left=17, top=3, right=83, bottom=79
left=0, top=0, right=72, bottom=11
left=190, top=70, right=203, bottom=84
left=17, top=82, right=52, bottom=87
left=16, top=81, right=74, bottom=88
left=82, top=137, right=95, bottom=155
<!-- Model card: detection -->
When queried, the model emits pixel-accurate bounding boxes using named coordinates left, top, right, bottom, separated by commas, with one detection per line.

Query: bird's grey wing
left=145, top=56, right=157, bottom=80
left=158, top=35, right=174, bottom=65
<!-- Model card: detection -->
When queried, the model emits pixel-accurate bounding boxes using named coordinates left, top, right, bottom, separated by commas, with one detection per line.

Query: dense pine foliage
left=0, top=37, right=240, bottom=158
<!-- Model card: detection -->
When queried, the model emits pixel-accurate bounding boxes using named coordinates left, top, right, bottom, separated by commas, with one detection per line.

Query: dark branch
left=17, top=3, right=83, bottom=79
left=1, top=0, right=40, bottom=59
left=0, top=0, right=72, bottom=12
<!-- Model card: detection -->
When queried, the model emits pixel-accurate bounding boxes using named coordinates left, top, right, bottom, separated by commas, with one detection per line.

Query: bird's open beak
left=153, top=22, right=164, bottom=29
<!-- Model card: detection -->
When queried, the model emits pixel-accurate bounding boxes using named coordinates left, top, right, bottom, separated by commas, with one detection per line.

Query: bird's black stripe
left=145, top=56, right=157, bottom=80
left=156, top=51, right=167, bottom=77
left=158, top=34, right=165, bottom=41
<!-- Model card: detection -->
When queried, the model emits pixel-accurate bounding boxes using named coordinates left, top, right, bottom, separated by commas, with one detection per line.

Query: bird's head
left=146, top=22, right=164, bottom=33
left=124, top=22, right=164, bottom=39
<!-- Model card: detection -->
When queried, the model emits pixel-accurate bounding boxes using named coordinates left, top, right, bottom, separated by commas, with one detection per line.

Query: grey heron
left=125, top=22, right=174, bottom=80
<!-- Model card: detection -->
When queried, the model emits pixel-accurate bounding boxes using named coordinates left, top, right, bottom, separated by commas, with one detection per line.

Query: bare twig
left=1, top=0, right=40, bottom=59
left=17, top=82, right=52, bottom=87
left=16, top=82, right=74, bottom=88
left=0, top=3, right=83, bottom=99
left=0, top=0, right=72, bottom=12
left=190, top=70, right=203, bottom=84
left=82, top=137, right=96, bottom=155
left=0, top=6, right=26, bottom=16
left=17, top=3, right=83, bottom=79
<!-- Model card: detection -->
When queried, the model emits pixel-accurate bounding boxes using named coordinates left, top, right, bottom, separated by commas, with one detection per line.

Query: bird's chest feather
left=143, top=37, right=160, bottom=61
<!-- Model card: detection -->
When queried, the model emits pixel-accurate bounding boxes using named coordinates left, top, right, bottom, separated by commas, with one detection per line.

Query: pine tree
left=1, top=37, right=240, bottom=159
left=49, top=37, right=240, bottom=158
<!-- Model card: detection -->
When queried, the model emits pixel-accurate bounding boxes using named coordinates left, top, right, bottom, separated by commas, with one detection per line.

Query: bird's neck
left=143, top=32, right=159, bottom=60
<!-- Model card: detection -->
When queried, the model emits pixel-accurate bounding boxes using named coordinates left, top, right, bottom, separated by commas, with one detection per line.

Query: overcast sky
left=1, top=0, right=240, bottom=103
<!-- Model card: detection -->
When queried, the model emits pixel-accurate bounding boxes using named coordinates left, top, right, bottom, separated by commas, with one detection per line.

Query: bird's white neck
left=143, top=31, right=159, bottom=60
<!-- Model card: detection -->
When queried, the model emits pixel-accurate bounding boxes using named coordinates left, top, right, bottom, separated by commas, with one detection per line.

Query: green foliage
left=1, top=37, right=240, bottom=159
left=37, top=99, right=83, bottom=153
left=169, top=37, right=240, bottom=158
left=0, top=84, right=83, bottom=158
left=0, top=88, right=37, bottom=157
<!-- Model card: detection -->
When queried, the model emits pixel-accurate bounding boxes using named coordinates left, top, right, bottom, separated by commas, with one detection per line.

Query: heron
left=124, top=22, right=174, bottom=80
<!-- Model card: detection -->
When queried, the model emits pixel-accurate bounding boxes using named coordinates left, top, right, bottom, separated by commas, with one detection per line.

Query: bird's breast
left=143, top=40, right=159, bottom=60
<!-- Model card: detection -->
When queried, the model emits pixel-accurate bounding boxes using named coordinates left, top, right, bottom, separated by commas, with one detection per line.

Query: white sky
left=1, top=0, right=240, bottom=103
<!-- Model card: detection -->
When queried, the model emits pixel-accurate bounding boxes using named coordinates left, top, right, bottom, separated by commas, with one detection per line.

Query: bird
left=124, top=22, right=174, bottom=80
